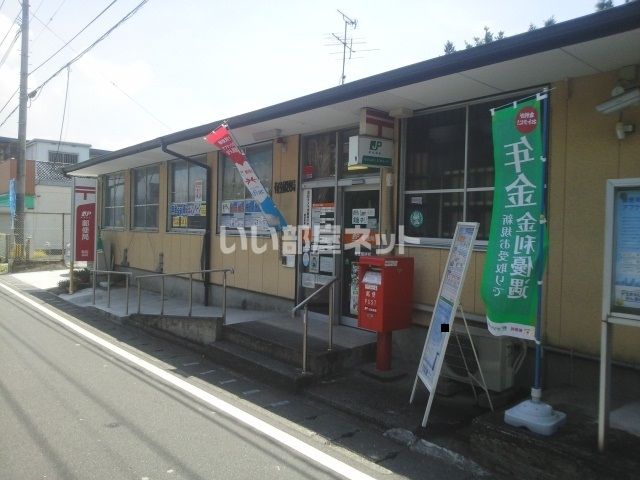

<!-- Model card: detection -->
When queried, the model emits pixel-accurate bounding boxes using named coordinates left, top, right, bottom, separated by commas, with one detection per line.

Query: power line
left=0, top=27, right=19, bottom=69
left=29, top=0, right=148, bottom=99
left=0, top=0, right=46, bottom=72
left=0, top=7, right=32, bottom=112
left=31, top=3, right=67, bottom=44
left=38, top=0, right=169, bottom=130
left=55, top=65, right=70, bottom=155
left=107, top=79, right=172, bottom=130
left=29, top=0, right=118, bottom=75
left=31, top=0, right=68, bottom=44
left=0, top=11, right=20, bottom=51
left=3, top=0, right=170, bottom=131
left=1, top=0, right=150, bottom=128
left=0, top=88, right=17, bottom=117
left=0, top=104, right=18, bottom=128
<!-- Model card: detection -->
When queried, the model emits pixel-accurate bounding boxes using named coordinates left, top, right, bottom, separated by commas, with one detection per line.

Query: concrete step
left=207, top=339, right=314, bottom=391
left=222, top=321, right=376, bottom=376
left=128, top=313, right=222, bottom=345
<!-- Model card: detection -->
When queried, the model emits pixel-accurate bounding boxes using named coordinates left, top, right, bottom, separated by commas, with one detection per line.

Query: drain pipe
left=160, top=140, right=212, bottom=307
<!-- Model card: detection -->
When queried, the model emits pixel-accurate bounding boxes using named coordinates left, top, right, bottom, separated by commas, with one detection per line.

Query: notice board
left=411, top=222, right=479, bottom=427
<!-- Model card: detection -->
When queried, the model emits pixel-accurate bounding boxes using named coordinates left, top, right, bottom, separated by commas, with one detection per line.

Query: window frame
left=48, top=150, right=79, bottom=164
left=167, top=157, right=208, bottom=234
left=217, top=141, right=275, bottom=236
left=102, top=171, right=125, bottom=230
left=131, top=164, right=160, bottom=231
left=300, top=126, right=379, bottom=183
left=400, top=88, right=542, bottom=248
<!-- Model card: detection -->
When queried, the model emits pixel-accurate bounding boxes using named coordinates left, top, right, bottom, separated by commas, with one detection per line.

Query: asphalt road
left=0, top=281, right=386, bottom=480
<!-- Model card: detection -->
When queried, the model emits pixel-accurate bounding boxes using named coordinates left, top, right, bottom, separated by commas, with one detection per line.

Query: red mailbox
left=358, top=256, right=414, bottom=371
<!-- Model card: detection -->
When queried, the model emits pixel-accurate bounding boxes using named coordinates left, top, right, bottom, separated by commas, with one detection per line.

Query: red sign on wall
left=74, top=180, right=96, bottom=262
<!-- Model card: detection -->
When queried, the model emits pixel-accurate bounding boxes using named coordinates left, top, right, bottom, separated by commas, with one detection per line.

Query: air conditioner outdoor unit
left=440, top=323, right=526, bottom=393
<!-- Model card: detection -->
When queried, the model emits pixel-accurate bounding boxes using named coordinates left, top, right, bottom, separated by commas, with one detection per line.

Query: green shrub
left=74, top=268, right=91, bottom=284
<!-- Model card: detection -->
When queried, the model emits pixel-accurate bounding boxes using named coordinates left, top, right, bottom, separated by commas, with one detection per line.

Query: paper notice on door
left=309, top=253, right=319, bottom=273
left=352, top=208, right=368, bottom=226
left=302, top=273, right=315, bottom=288
left=319, top=255, right=334, bottom=274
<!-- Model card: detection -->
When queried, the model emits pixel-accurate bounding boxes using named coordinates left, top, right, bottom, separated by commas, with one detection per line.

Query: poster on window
left=73, top=177, right=97, bottom=262
left=169, top=201, right=207, bottom=230
left=194, top=180, right=203, bottom=202
left=244, top=199, right=270, bottom=231
left=205, top=124, right=287, bottom=229
left=480, top=92, right=549, bottom=340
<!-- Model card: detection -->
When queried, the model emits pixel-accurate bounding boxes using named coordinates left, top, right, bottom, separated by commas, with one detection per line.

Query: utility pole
left=15, top=0, right=29, bottom=264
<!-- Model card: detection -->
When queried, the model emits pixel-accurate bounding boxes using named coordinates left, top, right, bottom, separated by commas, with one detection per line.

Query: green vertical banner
left=481, top=93, right=549, bottom=340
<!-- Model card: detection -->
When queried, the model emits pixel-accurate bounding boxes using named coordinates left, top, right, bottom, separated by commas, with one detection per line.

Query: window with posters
left=132, top=165, right=159, bottom=229
left=218, top=143, right=273, bottom=234
left=168, top=157, right=208, bottom=232
left=403, top=91, right=534, bottom=243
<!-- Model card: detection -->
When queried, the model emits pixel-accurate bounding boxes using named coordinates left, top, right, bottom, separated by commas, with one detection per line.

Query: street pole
left=14, top=0, right=29, bottom=264
left=69, top=178, right=76, bottom=294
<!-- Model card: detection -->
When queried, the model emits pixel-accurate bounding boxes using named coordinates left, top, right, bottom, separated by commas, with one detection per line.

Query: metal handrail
left=291, top=276, right=338, bottom=374
left=92, top=269, right=133, bottom=315
left=136, top=268, right=234, bottom=323
left=292, top=276, right=339, bottom=314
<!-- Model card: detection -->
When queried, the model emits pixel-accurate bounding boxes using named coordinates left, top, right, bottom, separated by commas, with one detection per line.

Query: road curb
left=383, top=428, right=491, bottom=477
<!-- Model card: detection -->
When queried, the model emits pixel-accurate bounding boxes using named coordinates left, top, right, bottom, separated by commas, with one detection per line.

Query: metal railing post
left=161, top=276, right=165, bottom=315
left=291, top=276, right=338, bottom=372
left=125, top=274, right=129, bottom=316
left=125, top=268, right=234, bottom=319
left=328, top=283, right=334, bottom=351
left=92, top=269, right=96, bottom=305
left=302, top=305, right=309, bottom=374
left=188, top=273, right=193, bottom=317
left=222, top=271, right=227, bottom=325
left=107, top=273, right=111, bottom=308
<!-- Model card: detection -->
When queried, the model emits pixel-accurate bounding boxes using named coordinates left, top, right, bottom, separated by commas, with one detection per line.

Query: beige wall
left=545, top=72, right=640, bottom=362
left=210, top=136, right=299, bottom=299
left=97, top=70, right=640, bottom=362
left=101, top=162, right=209, bottom=275
left=406, top=247, right=487, bottom=326
left=402, top=71, right=640, bottom=362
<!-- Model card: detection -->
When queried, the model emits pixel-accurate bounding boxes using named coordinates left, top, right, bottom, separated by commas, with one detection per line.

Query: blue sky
left=0, top=0, right=605, bottom=150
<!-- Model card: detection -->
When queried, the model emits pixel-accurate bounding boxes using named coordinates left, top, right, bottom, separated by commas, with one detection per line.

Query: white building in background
left=0, top=138, right=106, bottom=259
left=26, top=138, right=92, bottom=165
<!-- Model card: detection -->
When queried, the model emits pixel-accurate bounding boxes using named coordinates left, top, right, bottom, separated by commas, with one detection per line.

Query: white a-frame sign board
left=410, top=222, right=479, bottom=427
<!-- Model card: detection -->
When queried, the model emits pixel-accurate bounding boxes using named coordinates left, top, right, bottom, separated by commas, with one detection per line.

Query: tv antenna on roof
left=332, top=10, right=358, bottom=85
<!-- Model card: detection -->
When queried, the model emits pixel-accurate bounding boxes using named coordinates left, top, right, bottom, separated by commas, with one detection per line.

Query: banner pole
left=533, top=244, right=543, bottom=398
left=502, top=90, right=565, bottom=435
left=532, top=89, right=549, bottom=399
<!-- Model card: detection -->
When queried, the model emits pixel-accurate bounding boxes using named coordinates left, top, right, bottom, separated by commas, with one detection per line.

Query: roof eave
left=64, top=2, right=640, bottom=176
